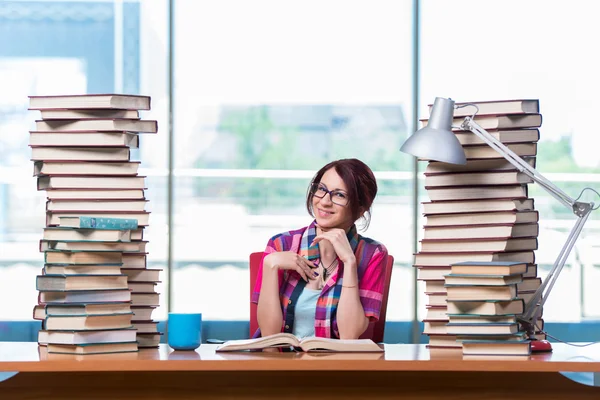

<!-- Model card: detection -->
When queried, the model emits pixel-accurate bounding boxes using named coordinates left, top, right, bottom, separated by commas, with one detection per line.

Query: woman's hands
left=264, top=251, right=318, bottom=282
left=311, top=228, right=356, bottom=266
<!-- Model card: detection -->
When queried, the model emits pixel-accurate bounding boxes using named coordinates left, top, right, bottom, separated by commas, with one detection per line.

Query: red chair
left=249, top=252, right=394, bottom=343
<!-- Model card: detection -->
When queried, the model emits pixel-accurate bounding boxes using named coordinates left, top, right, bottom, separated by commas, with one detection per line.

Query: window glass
left=0, top=0, right=169, bottom=320
left=172, top=0, right=416, bottom=320
left=421, top=0, right=600, bottom=322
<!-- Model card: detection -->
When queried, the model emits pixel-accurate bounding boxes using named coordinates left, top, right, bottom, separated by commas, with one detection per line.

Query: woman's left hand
left=311, top=228, right=356, bottom=266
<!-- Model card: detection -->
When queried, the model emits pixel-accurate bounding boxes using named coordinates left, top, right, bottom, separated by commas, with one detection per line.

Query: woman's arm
left=311, top=228, right=380, bottom=339
left=337, top=246, right=387, bottom=339
left=256, top=254, right=284, bottom=337
left=311, top=227, right=388, bottom=340
left=256, top=251, right=318, bottom=337
left=336, top=257, right=370, bottom=339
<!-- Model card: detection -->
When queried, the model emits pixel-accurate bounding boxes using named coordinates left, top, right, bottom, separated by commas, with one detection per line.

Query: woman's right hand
left=264, top=251, right=318, bottom=282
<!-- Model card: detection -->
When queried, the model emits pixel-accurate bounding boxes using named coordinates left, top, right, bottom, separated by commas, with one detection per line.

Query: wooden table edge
left=3, top=359, right=600, bottom=373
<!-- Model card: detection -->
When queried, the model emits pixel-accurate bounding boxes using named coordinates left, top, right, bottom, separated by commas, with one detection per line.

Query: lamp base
left=530, top=339, right=553, bottom=353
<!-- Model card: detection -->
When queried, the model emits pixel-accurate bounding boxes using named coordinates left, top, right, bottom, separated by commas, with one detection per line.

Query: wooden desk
left=1, top=342, right=600, bottom=399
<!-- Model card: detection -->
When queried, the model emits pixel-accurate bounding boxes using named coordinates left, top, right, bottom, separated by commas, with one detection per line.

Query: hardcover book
left=57, top=216, right=139, bottom=230
left=47, top=341, right=139, bottom=355
left=34, top=160, right=140, bottom=176
left=30, top=146, right=131, bottom=162
left=427, top=99, right=539, bottom=117
left=36, top=274, right=129, bottom=291
left=29, top=94, right=151, bottom=110
left=38, top=328, right=137, bottom=345
left=33, top=302, right=132, bottom=319
left=216, top=333, right=382, bottom=353
left=421, top=198, right=534, bottom=215
left=29, top=131, right=140, bottom=148
left=42, top=313, right=133, bottom=330
left=40, top=109, right=140, bottom=120
left=35, top=118, right=157, bottom=133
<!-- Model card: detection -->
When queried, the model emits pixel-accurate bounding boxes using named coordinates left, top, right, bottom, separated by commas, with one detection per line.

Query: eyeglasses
left=311, top=183, right=349, bottom=206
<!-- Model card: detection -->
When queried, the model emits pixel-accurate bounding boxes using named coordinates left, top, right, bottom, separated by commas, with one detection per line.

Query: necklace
left=319, top=258, right=338, bottom=287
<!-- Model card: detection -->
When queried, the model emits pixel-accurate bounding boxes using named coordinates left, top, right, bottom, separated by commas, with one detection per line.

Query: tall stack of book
left=416, top=99, right=546, bottom=351
left=445, top=261, right=531, bottom=358
left=29, top=94, right=162, bottom=353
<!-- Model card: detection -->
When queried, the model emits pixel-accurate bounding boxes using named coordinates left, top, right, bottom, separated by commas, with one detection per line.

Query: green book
left=58, top=216, right=138, bottom=230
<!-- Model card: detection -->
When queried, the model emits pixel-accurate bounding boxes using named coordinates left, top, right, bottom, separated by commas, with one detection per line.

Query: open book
left=215, top=333, right=383, bottom=353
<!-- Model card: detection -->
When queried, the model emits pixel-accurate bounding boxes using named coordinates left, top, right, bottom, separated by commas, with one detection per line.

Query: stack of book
left=125, top=266, right=161, bottom=347
left=445, top=261, right=531, bottom=358
left=416, top=99, right=546, bottom=351
left=29, top=94, right=162, bottom=353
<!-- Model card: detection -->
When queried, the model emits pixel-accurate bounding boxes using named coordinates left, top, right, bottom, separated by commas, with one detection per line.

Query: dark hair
left=306, top=158, right=378, bottom=230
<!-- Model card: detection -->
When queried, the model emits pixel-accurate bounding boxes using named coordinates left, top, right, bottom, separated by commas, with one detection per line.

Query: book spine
left=76, top=216, right=139, bottom=230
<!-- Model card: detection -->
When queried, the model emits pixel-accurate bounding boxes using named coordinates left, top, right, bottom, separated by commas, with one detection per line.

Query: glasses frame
left=310, top=182, right=349, bottom=207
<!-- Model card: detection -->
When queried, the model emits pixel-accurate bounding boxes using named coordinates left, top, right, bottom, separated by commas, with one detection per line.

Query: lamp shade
left=400, top=97, right=467, bottom=165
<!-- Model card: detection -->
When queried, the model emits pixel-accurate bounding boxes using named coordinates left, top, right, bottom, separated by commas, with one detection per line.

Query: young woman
left=252, top=158, right=388, bottom=340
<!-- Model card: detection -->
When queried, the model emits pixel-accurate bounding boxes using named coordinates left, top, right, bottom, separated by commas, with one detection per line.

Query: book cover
left=36, top=274, right=129, bottom=291
left=29, top=131, right=139, bottom=148
left=40, top=109, right=140, bottom=120
left=427, top=99, right=539, bottom=117
left=42, top=313, right=134, bottom=331
left=35, top=118, right=157, bottom=133
left=216, top=333, right=382, bottom=353
left=58, top=216, right=139, bottom=230
left=34, top=160, right=140, bottom=176
left=47, top=341, right=139, bottom=355
left=422, top=198, right=535, bottom=215
left=29, top=93, right=151, bottom=110
left=30, top=146, right=131, bottom=162
left=39, top=289, right=132, bottom=304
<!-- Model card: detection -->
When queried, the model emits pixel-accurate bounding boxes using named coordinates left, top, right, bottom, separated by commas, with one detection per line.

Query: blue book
left=58, top=216, right=138, bottom=230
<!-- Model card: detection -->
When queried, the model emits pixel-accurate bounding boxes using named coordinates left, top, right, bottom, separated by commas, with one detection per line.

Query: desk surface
left=1, top=342, right=600, bottom=373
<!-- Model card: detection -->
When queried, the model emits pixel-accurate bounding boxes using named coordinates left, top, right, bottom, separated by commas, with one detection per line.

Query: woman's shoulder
left=266, top=225, right=310, bottom=250
left=356, top=233, right=388, bottom=254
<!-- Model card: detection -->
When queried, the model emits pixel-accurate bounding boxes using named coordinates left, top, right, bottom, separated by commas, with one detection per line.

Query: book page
left=216, top=333, right=299, bottom=351
left=299, top=337, right=383, bottom=352
left=300, top=337, right=369, bottom=345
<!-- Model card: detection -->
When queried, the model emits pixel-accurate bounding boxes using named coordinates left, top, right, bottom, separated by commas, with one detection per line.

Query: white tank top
left=291, top=287, right=321, bottom=338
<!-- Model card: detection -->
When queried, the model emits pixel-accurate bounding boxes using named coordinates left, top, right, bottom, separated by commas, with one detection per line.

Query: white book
left=216, top=333, right=383, bottom=353
left=42, top=227, right=131, bottom=242
left=30, top=132, right=139, bottom=147
left=46, top=189, right=145, bottom=200
left=39, top=289, right=131, bottom=303
left=38, top=176, right=146, bottom=190
left=47, top=199, right=147, bottom=212
left=40, top=109, right=140, bottom=120
left=34, top=161, right=140, bottom=176
left=31, top=147, right=130, bottom=161
left=39, top=329, right=137, bottom=345
left=29, top=94, right=151, bottom=110
left=36, top=119, right=157, bottom=133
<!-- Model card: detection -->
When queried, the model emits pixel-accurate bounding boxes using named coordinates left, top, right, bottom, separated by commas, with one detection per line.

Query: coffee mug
left=168, top=313, right=202, bottom=351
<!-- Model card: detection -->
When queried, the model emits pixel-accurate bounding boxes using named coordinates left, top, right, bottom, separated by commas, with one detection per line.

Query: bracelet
left=342, top=284, right=358, bottom=288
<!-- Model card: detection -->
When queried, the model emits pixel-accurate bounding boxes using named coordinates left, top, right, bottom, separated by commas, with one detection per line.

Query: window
left=171, top=0, right=416, bottom=320
left=421, top=0, right=600, bottom=321
left=3, top=0, right=595, bottom=328
left=0, top=0, right=169, bottom=321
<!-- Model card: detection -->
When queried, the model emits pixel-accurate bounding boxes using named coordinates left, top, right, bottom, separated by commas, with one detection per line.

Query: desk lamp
left=401, top=97, right=599, bottom=352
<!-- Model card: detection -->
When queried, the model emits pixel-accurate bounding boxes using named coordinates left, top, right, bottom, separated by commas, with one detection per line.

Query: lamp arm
left=462, top=117, right=596, bottom=338
left=520, top=208, right=591, bottom=325
left=462, top=118, right=575, bottom=209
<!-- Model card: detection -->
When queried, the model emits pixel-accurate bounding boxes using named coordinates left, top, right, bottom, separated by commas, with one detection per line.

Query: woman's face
left=312, top=168, right=355, bottom=231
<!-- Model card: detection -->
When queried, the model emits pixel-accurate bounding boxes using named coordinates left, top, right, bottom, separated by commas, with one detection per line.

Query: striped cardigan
left=251, top=220, right=387, bottom=338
